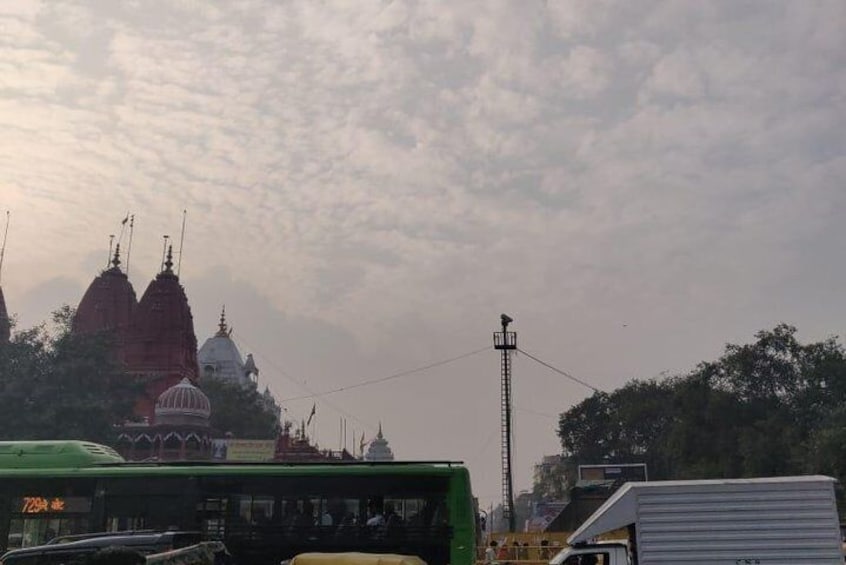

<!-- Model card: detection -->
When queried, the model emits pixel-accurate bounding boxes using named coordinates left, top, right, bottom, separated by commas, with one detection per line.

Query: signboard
left=13, top=496, right=92, bottom=514
left=578, top=463, right=647, bottom=482
left=212, top=439, right=275, bottom=461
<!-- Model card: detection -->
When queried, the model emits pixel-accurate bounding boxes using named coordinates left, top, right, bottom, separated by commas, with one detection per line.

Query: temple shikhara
left=52, top=233, right=394, bottom=463
left=73, top=246, right=198, bottom=421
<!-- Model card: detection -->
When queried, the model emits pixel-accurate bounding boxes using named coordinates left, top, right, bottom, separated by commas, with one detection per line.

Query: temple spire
left=163, top=245, right=174, bottom=273
left=111, top=243, right=122, bottom=270
left=160, top=235, right=170, bottom=273
left=216, top=305, right=228, bottom=336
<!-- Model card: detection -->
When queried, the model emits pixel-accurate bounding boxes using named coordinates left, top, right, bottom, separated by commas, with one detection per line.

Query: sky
left=1, top=0, right=845, bottom=511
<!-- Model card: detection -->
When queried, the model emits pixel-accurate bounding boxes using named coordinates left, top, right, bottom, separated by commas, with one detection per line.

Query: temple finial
left=216, top=305, right=228, bottom=336
left=111, top=243, right=121, bottom=270
left=164, top=245, right=174, bottom=273
left=160, top=235, right=170, bottom=273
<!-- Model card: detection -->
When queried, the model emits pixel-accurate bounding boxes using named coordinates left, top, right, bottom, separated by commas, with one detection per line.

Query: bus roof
left=0, top=461, right=471, bottom=479
left=0, top=441, right=468, bottom=478
left=0, top=441, right=125, bottom=468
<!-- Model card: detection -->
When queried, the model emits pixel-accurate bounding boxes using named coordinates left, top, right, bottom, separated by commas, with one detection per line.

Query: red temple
left=73, top=245, right=198, bottom=421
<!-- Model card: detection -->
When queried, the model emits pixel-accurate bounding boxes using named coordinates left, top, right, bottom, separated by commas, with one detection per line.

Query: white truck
left=550, top=475, right=843, bottom=565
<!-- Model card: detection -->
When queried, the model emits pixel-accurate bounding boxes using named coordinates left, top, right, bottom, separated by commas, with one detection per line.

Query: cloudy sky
left=2, top=0, right=845, bottom=510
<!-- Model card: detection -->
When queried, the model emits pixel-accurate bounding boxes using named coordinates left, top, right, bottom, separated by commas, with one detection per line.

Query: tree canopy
left=0, top=306, right=282, bottom=446
left=555, top=324, right=846, bottom=490
left=0, top=306, right=140, bottom=444
left=200, top=376, right=281, bottom=439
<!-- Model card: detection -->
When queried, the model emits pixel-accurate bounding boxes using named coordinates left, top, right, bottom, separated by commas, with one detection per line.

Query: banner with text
left=212, top=439, right=276, bottom=461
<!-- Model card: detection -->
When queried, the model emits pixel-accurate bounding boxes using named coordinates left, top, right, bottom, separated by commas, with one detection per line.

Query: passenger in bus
left=281, top=499, right=298, bottom=527
left=320, top=506, right=334, bottom=526
left=298, top=500, right=316, bottom=526
left=408, top=500, right=433, bottom=529
left=365, top=498, right=385, bottom=527
left=288, top=499, right=316, bottom=538
left=322, top=499, right=346, bottom=527
left=379, top=502, right=404, bottom=539
left=333, top=511, right=359, bottom=542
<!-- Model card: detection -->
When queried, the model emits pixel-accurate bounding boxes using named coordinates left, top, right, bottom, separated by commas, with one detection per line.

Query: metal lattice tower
left=493, top=314, right=517, bottom=532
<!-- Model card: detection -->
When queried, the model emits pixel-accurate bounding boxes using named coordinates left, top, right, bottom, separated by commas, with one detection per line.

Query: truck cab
left=549, top=541, right=630, bottom=565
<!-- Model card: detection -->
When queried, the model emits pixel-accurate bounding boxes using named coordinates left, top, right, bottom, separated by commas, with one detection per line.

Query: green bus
left=0, top=441, right=478, bottom=565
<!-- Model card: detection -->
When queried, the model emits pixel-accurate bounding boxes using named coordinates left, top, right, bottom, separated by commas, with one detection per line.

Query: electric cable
left=515, top=346, right=601, bottom=393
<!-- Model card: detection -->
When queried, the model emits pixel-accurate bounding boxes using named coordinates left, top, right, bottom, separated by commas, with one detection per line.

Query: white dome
left=155, top=378, right=211, bottom=419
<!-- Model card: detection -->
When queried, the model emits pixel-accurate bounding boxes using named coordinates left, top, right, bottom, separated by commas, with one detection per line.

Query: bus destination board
left=13, top=496, right=92, bottom=514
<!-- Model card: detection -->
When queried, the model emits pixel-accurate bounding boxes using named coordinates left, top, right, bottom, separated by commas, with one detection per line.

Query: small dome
left=155, top=377, right=211, bottom=420
left=364, top=423, right=394, bottom=461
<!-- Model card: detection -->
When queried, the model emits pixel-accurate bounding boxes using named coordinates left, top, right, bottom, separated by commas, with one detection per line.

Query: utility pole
left=493, top=313, right=517, bottom=532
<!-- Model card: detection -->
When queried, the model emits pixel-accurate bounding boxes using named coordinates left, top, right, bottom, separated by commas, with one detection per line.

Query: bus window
left=196, top=497, right=228, bottom=539
left=251, top=496, right=274, bottom=525
left=6, top=516, right=89, bottom=549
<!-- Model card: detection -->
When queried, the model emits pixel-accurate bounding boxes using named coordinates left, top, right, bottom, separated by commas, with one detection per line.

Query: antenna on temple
left=160, top=235, right=170, bottom=273
left=107, top=234, right=115, bottom=269
left=177, top=209, right=187, bottom=277
left=0, top=211, right=9, bottom=284
left=125, top=215, right=135, bottom=277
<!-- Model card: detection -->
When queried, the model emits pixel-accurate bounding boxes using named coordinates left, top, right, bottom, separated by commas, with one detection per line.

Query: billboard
left=211, top=439, right=276, bottom=461
left=578, top=463, right=647, bottom=482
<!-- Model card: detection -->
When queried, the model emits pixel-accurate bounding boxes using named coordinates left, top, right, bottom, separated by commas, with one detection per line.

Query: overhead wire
left=229, top=331, right=373, bottom=431
left=516, top=346, right=601, bottom=393
left=281, top=345, right=492, bottom=402
left=514, top=405, right=558, bottom=419
left=230, top=331, right=314, bottom=396
left=229, top=332, right=490, bottom=430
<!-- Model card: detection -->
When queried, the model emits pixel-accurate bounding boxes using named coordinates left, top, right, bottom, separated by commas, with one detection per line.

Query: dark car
left=0, top=531, right=204, bottom=565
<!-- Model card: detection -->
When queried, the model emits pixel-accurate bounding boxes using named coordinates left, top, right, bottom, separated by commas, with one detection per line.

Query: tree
left=558, top=379, right=674, bottom=477
left=552, top=324, right=846, bottom=490
left=532, top=455, right=571, bottom=500
left=200, top=377, right=281, bottom=439
left=0, top=306, right=140, bottom=444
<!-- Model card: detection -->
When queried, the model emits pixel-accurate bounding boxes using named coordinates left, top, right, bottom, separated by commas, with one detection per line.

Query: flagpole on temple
left=177, top=209, right=187, bottom=277
left=118, top=213, right=129, bottom=244
left=126, top=215, right=135, bottom=278
left=0, top=211, right=9, bottom=284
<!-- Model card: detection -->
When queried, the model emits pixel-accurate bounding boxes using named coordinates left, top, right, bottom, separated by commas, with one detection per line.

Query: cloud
left=1, top=0, right=844, bottom=508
